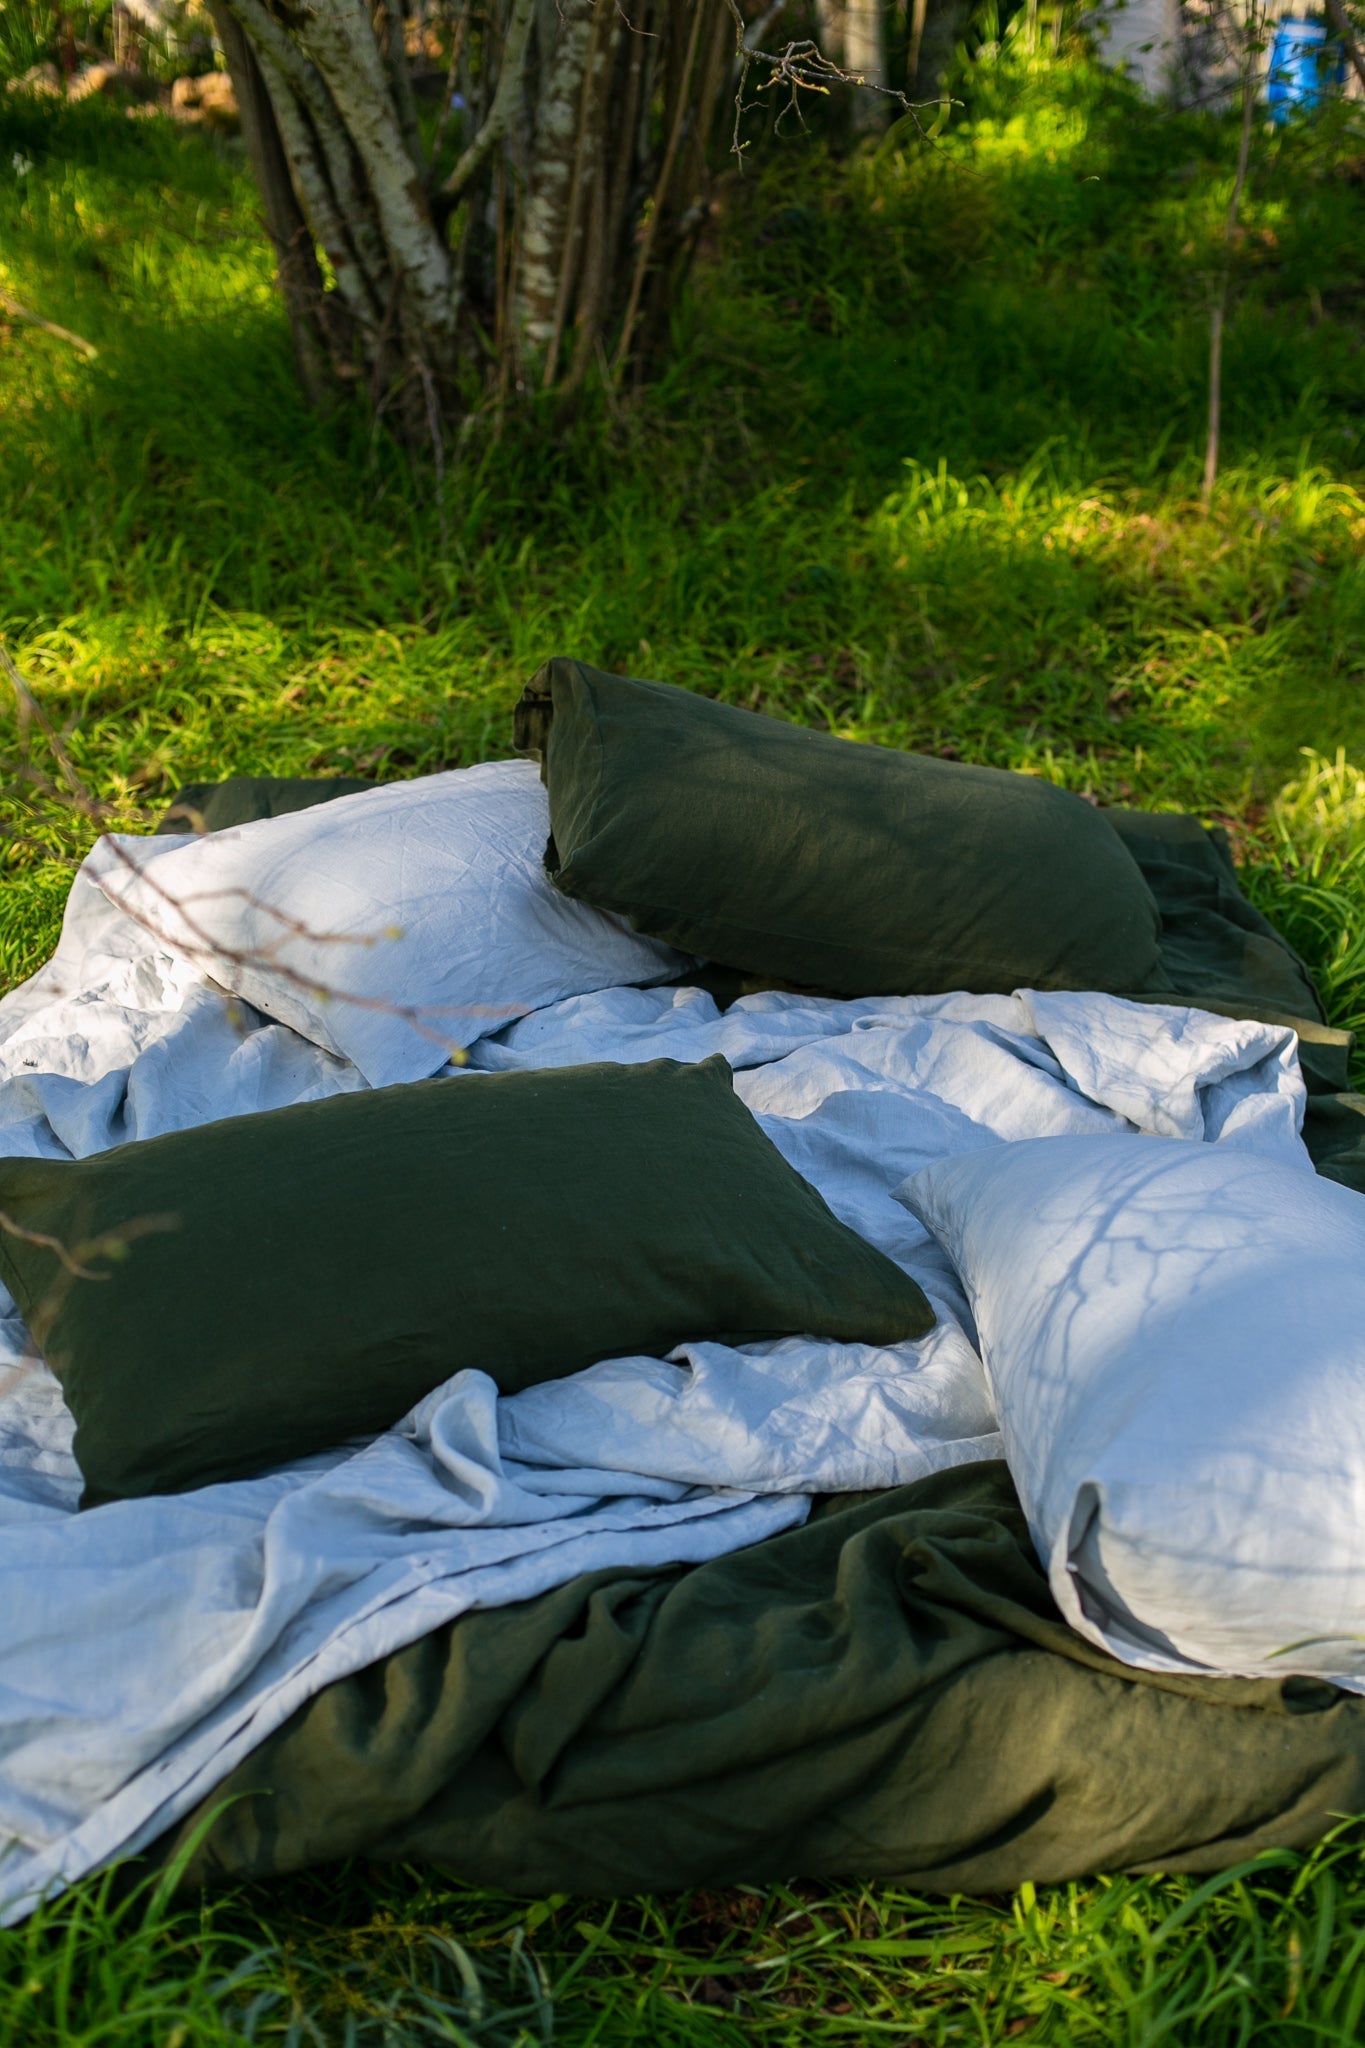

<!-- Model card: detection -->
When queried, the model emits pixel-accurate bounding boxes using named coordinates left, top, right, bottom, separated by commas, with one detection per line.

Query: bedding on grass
left=0, top=765, right=1362, bottom=1923
left=0, top=1054, right=931, bottom=1502
left=517, top=661, right=1163, bottom=999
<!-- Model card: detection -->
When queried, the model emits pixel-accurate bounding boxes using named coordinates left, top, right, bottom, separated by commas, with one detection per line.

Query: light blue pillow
left=899, top=1134, right=1365, bottom=1686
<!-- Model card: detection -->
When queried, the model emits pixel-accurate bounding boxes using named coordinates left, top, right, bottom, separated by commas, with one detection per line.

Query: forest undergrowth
left=5, top=25, right=1365, bottom=2043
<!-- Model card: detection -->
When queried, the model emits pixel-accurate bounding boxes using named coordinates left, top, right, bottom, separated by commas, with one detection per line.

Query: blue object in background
left=1267, top=16, right=1347, bottom=123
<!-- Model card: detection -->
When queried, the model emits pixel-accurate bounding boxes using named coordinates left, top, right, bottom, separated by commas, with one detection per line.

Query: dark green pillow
left=1102, top=805, right=1326, bottom=1023
left=515, top=662, right=1162, bottom=998
left=0, top=1056, right=933, bottom=1503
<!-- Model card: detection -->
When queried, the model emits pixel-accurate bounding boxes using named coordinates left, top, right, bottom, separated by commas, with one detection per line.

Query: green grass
left=14, top=1831, right=1365, bottom=2044
left=6, top=26, right=1365, bottom=2044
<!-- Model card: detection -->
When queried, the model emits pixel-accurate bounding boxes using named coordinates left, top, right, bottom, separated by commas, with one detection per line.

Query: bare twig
left=90, top=846, right=529, bottom=1045
left=0, top=1210, right=180, bottom=1282
left=612, top=0, right=707, bottom=379
left=0, top=294, right=98, bottom=359
left=719, top=0, right=923, bottom=161
left=0, top=646, right=101, bottom=814
left=0, top=641, right=516, bottom=1061
left=1202, top=294, right=1226, bottom=507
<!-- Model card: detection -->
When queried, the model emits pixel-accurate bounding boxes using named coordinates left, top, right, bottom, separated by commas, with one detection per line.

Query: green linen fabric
left=516, top=661, right=1163, bottom=999
left=0, top=1056, right=933, bottom=1503
left=1301, top=1091, right=1365, bottom=1196
left=154, top=1462, right=1365, bottom=1896
left=155, top=775, right=374, bottom=835
left=1102, top=802, right=1354, bottom=1101
left=1105, top=805, right=1326, bottom=1023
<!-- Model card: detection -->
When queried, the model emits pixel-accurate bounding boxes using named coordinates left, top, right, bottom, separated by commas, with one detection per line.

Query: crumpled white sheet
left=0, top=865, right=1311, bottom=1921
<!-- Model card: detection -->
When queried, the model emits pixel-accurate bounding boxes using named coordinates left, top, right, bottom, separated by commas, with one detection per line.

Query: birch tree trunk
left=815, top=0, right=889, bottom=127
left=208, top=0, right=736, bottom=442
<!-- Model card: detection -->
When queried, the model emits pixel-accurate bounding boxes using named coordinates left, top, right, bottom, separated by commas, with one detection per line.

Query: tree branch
left=0, top=294, right=98, bottom=358
left=207, top=0, right=345, bottom=402
left=379, top=0, right=426, bottom=174
left=1323, top=0, right=1365, bottom=94
left=613, top=0, right=707, bottom=377
left=222, top=0, right=394, bottom=314
left=255, top=53, right=386, bottom=326
left=292, top=0, right=453, bottom=340
left=0, top=642, right=492, bottom=1064
left=1202, top=5, right=1258, bottom=508
left=441, top=0, right=536, bottom=202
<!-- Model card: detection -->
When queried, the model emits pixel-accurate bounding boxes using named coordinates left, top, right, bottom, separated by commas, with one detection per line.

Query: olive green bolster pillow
left=154, top=774, right=375, bottom=834
left=515, top=662, right=1163, bottom=998
left=0, top=1056, right=934, bottom=1504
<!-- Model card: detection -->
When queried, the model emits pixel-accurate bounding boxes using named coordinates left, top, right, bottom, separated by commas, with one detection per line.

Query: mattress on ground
left=135, top=775, right=1365, bottom=1895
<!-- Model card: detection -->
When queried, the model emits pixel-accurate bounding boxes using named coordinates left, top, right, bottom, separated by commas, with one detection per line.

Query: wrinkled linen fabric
left=82, top=760, right=691, bottom=1089
left=901, top=1134, right=1365, bottom=1684
left=0, top=873, right=1310, bottom=1921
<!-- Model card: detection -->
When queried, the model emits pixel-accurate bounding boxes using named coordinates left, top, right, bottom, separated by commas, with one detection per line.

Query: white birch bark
left=254, top=54, right=382, bottom=328
left=294, top=0, right=453, bottom=344
left=843, top=0, right=888, bottom=127
left=514, top=0, right=598, bottom=365
left=219, top=0, right=721, bottom=432
left=224, top=0, right=393, bottom=314
left=815, top=0, right=845, bottom=63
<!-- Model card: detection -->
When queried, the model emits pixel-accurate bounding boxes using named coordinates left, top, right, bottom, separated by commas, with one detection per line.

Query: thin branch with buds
left=720, top=0, right=935, bottom=160
left=0, top=642, right=524, bottom=1062
left=0, top=1210, right=180, bottom=1282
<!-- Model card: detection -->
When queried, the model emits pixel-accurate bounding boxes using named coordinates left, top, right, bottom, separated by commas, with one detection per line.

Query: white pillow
left=88, top=762, right=689, bottom=1087
left=897, top=1134, right=1365, bottom=1686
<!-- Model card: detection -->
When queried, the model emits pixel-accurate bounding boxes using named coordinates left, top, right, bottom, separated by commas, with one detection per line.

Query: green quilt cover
left=150, top=1461, right=1365, bottom=1895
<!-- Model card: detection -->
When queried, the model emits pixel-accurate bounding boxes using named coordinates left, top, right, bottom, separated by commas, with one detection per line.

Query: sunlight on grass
left=1245, top=749, right=1365, bottom=1052
left=12, top=1832, right=1365, bottom=2043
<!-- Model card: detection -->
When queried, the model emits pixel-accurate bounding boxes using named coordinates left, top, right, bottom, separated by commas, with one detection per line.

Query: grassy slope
left=5, top=38, right=1365, bottom=2045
